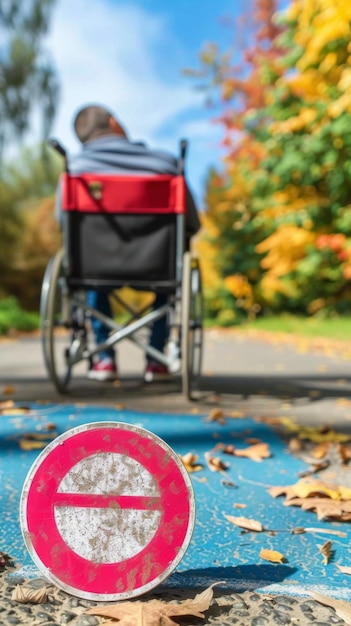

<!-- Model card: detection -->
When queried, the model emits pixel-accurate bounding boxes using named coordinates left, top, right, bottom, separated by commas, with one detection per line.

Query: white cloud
left=47, top=0, right=203, bottom=147
left=43, top=0, right=224, bottom=203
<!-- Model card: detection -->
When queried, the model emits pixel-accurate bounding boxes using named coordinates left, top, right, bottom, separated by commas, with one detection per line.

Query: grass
left=0, top=297, right=39, bottom=335
left=235, top=313, right=351, bottom=343
left=1, top=294, right=351, bottom=344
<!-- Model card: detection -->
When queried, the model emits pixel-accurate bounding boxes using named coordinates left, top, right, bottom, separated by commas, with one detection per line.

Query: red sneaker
left=144, top=362, right=172, bottom=383
left=87, top=357, right=117, bottom=381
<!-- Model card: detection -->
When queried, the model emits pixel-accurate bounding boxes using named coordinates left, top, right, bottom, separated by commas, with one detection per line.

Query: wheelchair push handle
left=48, top=138, right=69, bottom=172
left=178, top=139, right=188, bottom=175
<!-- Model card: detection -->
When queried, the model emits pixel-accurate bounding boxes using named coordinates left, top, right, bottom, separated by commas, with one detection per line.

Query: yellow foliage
left=259, top=274, right=297, bottom=302
left=328, top=92, right=351, bottom=117
left=195, top=216, right=222, bottom=293
left=256, top=225, right=316, bottom=277
left=224, top=274, right=254, bottom=308
left=259, top=186, right=328, bottom=220
left=270, top=107, right=316, bottom=133
left=289, top=0, right=351, bottom=71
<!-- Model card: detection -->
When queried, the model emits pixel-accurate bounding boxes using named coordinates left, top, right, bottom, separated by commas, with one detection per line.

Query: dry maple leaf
left=214, top=442, right=271, bottom=462
left=224, top=514, right=263, bottom=532
left=319, top=540, right=333, bottom=565
left=85, top=582, right=221, bottom=626
left=180, top=452, right=203, bottom=473
left=309, top=591, right=351, bottom=625
left=269, top=478, right=345, bottom=502
left=233, top=442, right=271, bottom=462
left=204, top=451, right=229, bottom=473
left=284, top=497, right=351, bottom=521
left=205, top=408, right=226, bottom=424
left=259, top=549, right=285, bottom=564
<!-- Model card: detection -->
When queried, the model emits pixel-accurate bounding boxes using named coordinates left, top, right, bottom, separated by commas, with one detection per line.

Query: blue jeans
left=86, top=290, right=168, bottom=362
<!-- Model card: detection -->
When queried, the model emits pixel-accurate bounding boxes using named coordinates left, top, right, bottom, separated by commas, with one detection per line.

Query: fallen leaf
left=42, top=422, right=57, bottom=431
left=205, top=408, right=226, bottom=424
left=288, top=438, right=302, bottom=453
left=204, top=452, right=229, bottom=473
left=86, top=582, right=221, bottom=625
left=12, top=586, right=47, bottom=604
left=224, top=515, right=263, bottom=532
left=214, top=442, right=271, bottom=462
left=279, top=419, right=351, bottom=443
left=18, top=432, right=57, bottom=451
left=181, top=452, right=203, bottom=473
left=2, top=385, right=15, bottom=395
left=0, top=552, right=14, bottom=569
left=233, top=503, right=247, bottom=509
left=284, top=497, right=351, bottom=521
left=221, top=479, right=236, bottom=488
left=0, top=400, right=15, bottom=410
left=234, top=442, right=271, bottom=462
left=298, top=460, right=330, bottom=478
left=298, top=426, right=350, bottom=444
left=337, top=565, right=351, bottom=576
left=1, top=406, right=31, bottom=415
left=311, top=442, right=331, bottom=459
left=259, top=549, right=285, bottom=564
left=309, top=591, right=351, bottom=624
left=338, top=444, right=351, bottom=464
left=319, top=540, right=333, bottom=565
left=269, top=478, right=348, bottom=501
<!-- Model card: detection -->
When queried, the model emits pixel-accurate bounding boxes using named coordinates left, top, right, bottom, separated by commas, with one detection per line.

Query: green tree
left=0, top=0, right=59, bottom=154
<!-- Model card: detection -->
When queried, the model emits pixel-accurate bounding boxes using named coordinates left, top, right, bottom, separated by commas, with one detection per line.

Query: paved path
left=2, top=329, right=351, bottom=625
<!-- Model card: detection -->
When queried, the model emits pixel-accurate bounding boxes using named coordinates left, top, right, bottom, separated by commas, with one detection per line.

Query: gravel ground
left=0, top=562, right=348, bottom=626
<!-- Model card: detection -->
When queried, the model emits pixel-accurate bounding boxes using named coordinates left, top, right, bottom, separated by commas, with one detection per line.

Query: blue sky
left=45, top=0, right=285, bottom=207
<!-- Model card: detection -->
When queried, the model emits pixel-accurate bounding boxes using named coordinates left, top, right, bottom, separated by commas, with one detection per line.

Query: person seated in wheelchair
left=57, top=104, right=200, bottom=382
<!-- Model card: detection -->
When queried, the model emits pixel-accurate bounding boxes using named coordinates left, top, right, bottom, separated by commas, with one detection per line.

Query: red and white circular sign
left=20, top=422, right=195, bottom=600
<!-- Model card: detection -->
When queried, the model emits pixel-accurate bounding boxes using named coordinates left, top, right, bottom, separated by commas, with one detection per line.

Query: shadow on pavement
left=163, top=564, right=298, bottom=593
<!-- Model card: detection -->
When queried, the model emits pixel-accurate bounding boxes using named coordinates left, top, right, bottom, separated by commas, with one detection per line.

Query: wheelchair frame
left=40, top=139, right=203, bottom=399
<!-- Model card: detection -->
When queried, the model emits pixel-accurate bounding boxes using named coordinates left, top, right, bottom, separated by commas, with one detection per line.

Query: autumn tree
left=252, top=0, right=351, bottom=315
left=194, top=0, right=285, bottom=323
left=198, top=0, right=351, bottom=320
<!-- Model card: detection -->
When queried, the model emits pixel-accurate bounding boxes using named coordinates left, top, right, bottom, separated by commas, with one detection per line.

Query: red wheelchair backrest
left=61, top=173, right=186, bottom=215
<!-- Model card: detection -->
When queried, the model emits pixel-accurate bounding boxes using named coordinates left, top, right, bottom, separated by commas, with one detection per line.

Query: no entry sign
left=20, top=422, right=195, bottom=600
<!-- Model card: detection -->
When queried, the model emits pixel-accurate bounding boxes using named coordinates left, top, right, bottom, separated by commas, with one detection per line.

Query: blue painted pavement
left=1, top=403, right=351, bottom=599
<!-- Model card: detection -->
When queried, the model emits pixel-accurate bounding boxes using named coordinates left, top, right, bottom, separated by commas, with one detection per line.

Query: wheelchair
left=40, top=139, right=203, bottom=400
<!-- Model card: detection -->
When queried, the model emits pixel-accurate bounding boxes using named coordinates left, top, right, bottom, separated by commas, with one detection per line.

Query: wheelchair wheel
left=181, top=252, right=203, bottom=400
left=40, top=249, right=77, bottom=393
